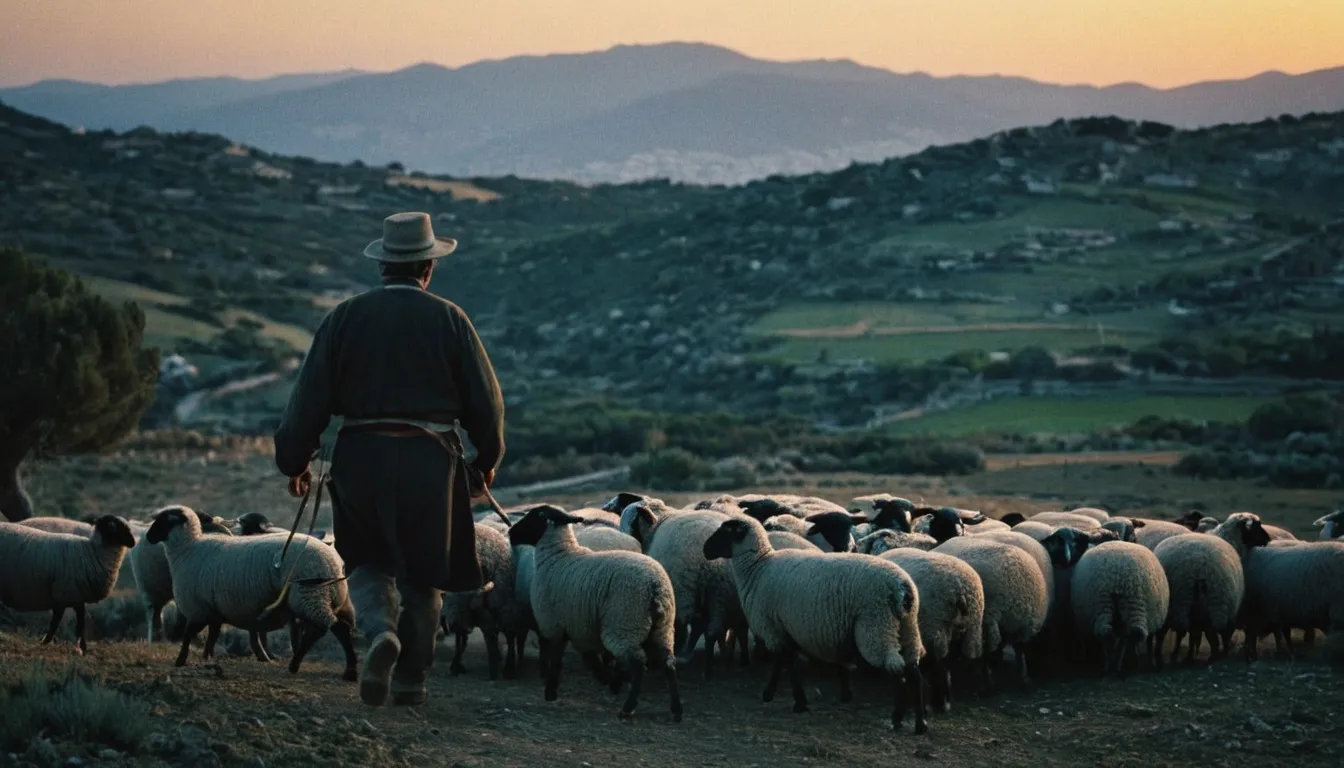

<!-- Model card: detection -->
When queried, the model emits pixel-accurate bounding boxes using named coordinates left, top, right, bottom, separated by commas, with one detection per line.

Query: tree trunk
left=0, top=444, right=35, bottom=522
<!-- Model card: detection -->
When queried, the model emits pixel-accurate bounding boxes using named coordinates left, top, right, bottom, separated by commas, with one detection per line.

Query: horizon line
left=3, top=40, right=1342, bottom=92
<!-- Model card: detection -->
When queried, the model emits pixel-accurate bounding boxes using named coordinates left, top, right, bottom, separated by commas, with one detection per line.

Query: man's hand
left=469, top=466, right=495, bottom=500
left=288, top=467, right=314, bottom=498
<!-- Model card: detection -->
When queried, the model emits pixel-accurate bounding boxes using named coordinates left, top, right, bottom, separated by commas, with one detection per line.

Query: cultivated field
left=3, top=446, right=1342, bottom=766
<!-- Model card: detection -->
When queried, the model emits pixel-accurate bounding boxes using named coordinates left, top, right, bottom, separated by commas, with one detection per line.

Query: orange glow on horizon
left=1, top=0, right=1341, bottom=88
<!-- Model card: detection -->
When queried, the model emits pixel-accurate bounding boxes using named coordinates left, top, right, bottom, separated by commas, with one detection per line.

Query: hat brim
left=363, top=236, right=458, bottom=262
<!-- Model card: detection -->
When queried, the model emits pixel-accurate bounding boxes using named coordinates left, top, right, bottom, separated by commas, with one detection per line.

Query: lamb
left=19, top=516, right=95, bottom=536
left=917, top=507, right=1003, bottom=543
left=0, top=515, right=137, bottom=654
left=768, top=530, right=821, bottom=551
left=507, top=505, right=682, bottom=722
left=856, top=529, right=938, bottom=555
left=1134, top=519, right=1195, bottom=551
left=878, top=548, right=984, bottom=713
left=932, top=536, right=1048, bottom=690
left=1212, top=513, right=1341, bottom=660
left=703, top=517, right=927, bottom=734
left=145, top=506, right=358, bottom=682
left=1151, top=533, right=1245, bottom=665
left=1068, top=507, right=1112, bottom=523
left=1316, top=509, right=1344, bottom=540
left=1068, top=541, right=1170, bottom=677
left=1019, top=511, right=1102, bottom=530
left=638, top=507, right=748, bottom=677
left=441, top=522, right=521, bottom=680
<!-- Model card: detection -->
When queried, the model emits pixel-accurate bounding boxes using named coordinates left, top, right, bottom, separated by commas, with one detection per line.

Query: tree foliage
left=0, top=246, right=159, bottom=467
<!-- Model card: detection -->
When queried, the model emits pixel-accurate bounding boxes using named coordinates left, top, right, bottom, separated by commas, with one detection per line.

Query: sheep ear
left=965, top=514, right=987, bottom=526
left=1131, top=518, right=1145, bottom=528
left=804, top=524, right=818, bottom=537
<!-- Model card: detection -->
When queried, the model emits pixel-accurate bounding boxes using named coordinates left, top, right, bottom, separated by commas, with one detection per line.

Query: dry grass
left=385, top=175, right=501, bottom=202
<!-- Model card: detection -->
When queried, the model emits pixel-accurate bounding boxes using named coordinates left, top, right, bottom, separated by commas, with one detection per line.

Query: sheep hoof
left=544, top=689, right=558, bottom=703
left=342, top=668, right=358, bottom=683
left=915, top=721, right=929, bottom=735
left=618, top=710, right=633, bottom=722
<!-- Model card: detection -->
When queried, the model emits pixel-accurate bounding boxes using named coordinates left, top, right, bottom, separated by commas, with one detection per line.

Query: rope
left=258, top=459, right=329, bottom=620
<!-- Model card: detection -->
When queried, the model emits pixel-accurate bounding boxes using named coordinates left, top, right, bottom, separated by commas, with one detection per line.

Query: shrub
left=629, top=448, right=712, bottom=491
left=1246, top=393, right=1341, bottom=440
left=0, top=663, right=152, bottom=752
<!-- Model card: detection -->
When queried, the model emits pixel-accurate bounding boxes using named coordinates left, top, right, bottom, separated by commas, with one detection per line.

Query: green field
left=884, top=394, right=1273, bottom=437
left=871, top=197, right=1164, bottom=252
left=80, top=275, right=312, bottom=353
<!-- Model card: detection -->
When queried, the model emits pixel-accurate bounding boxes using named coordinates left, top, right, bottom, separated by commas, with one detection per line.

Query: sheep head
left=869, top=497, right=915, bottom=533
left=703, top=518, right=761, bottom=560
left=803, top=511, right=868, bottom=553
left=507, top=504, right=583, bottom=547
left=92, top=515, right=137, bottom=549
left=146, top=505, right=199, bottom=544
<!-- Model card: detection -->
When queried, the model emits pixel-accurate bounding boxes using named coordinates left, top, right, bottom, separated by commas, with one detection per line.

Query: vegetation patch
left=0, top=663, right=152, bottom=752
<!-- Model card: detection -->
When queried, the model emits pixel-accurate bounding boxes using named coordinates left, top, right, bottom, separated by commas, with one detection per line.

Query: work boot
left=360, top=631, right=401, bottom=706
left=391, top=686, right=428, bottom=707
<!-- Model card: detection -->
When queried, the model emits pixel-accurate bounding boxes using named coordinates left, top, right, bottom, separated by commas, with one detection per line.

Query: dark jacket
left=272, top=278, right=505, bottom=590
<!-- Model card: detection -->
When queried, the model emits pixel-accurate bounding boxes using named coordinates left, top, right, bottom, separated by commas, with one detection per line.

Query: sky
left=2, top=0, right=1342, bottom=88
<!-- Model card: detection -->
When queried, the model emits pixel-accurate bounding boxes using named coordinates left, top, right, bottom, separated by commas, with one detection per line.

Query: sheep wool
left=0, top=515, right=137, bottom=654
left=880, top=548, right=984, bottom=713
left=508, top=505, right=682, bottom=722
left=856, top=529, right=938, bottom=555
left=1028, top=512, right=1101, bottom=530
left=19, top=517, right=95, bottom=537
left=704, top=517, right=927, bottom=734
left=145, top=506, right=358, bottom=681
left=1069, top=508, right=1112, bottom=524
left=130, top=508, right=236, bottom=644
left=442, top=522, right=521, bottom=680
left=1069, top=541, right=1170, bottom=676
left=969, top=530, right=1056, bottom=621
left=933, top=536, right=1048, bottom=689
left=1152, top=533, right=1244, bottom=664
left=768, top=530, right=821, bottom=551
left=1135, top=519, right=1194, bottom=551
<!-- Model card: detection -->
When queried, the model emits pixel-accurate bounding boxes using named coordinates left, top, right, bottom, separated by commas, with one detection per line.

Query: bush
left=0, top=663, right=152, bottom=752
left=629, top=448, right=712, bottom=491
left=1247, top=393, right=1341, bottom=440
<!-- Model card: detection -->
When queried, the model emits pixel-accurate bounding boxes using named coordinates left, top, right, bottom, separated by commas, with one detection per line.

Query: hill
left=4, top=43, right=1344, bottom=183
left=3, top=102, right=1344, bottom=474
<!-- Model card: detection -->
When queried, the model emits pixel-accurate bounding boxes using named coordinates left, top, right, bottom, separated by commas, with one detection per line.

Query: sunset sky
left=2, top=0, right=1341, bottom=88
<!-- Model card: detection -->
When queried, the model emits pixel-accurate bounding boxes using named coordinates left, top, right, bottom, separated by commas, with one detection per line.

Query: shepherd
left=273, top=212, right=505, bottom=707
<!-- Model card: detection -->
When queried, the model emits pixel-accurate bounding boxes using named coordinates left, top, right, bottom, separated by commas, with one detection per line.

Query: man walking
left=274, top=212, right=505, bottom=707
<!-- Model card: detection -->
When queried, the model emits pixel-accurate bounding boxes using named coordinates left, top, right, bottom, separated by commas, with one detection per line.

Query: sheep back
left=881, top=548, right=984, bottom=661
left=1070, top=541, right=1170, bottom=641
left=933, top=537, right=1048, bottom=651
left=1152, top=533, right=1244, bottom=633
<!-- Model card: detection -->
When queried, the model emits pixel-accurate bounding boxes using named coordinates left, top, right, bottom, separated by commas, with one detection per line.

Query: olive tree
left=0, top=247, right=159, bottom=520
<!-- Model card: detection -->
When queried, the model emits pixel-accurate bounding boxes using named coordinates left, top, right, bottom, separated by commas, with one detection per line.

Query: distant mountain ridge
left=5, top=42, right=1343, bottom=184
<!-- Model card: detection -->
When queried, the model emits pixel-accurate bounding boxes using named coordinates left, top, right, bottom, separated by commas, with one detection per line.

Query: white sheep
left=1212, top=513, right=1341, bottom=660
left=1151, top=533, right=1245, bottom=665
left=1134, top=519, right=1195, bottom=551
left=442, top=522, right=519, bottom=680
left=1068, top=507, right=1112, bottom=523
left=767, top=530, right=821, bottom=551
left=878, top=548, right=984, bottom=713
left=703, top=517, right=928, bottom=734
left=855, top=529, right=938, bottom=555
left=933, top=536, right=1048, bottom=691
left=849, top=496, right=918, bottom=538
left=569, top=508, right=623, bottom=529
left=1068, top=541, right=1170, bottom=677
left=132, top=509, right=240, bottom=645
left=507, top=505, right=682, bottom=722
left=0, top=515, right=137, bottom=654
left=638, top=507, right=748, bottom=677
left=18, top=516, right=95, bottom=536
left=1316, top=509, right=1344, bottom=540
left=1022, top=511, right=1102, bottom=530
left=916, top=507, right=1007, bottom=543
left=145, top=505, right=358, bottom=681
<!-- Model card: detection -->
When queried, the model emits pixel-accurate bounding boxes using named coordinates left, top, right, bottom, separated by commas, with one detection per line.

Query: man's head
left=379, top=258, right=436, bottom=288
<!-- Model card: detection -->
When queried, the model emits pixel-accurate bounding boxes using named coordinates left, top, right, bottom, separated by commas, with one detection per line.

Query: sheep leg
left=202, top=623, right=222, bottom=661
left=1168, top=629, right=1184, bottom=666
left=838, top=663, right=853, bottom=703
left=762, top=645, right=786, bottom=703
left=289, top=620, right=302, bottom=657
left=288, top=621, right=326, bottom=675
left=897, top=663, right=928, bottom=735
left=785, top=649, right=808, bottom=714
left=450, top=631, right=469, bottom=676
left=1280, top=628, right=1296, bottom=659
left=1012, top=643, right=1031, bottom=692
left=503, top=632, right=519, bottom=680
left=176, top=622, right=206, bottom=667
left=331, top=620, right=359, bottom=682
left=1118, top=636, right=1138, bottom=680
left=543, top=636, right=568, bottom=703
left=1204, top=629, right=1221, bottom=662
left=484, top=628, right=503, bottom=681
left=146, top=604, right=163, bottom=644
left=702, top=630, right=722, bottom=681
left=41, top=606, right=66, bottom=646
left=248, top=632, right=273, bottom=662
left=1304, top=628, right=1317, bottom=647
left=664, top=655, right=683, bottom=723
left=72, top=604, right=88, bottom=655
left=681, top=621, right=705, bottom=665
left=736, top=627, right=751, bottom=668
left=618, top=653, right=645, bottom=720
left=1218, top=628, right=1235, bottom=661
left=1184, top=630, right=1201, bottom=665
left=1153, top=626, right=1168, bottom=670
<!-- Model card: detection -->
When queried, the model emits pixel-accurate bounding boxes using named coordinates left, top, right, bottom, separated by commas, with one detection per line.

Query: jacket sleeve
left=273, top=311, right=337, bottom=477
left=450, top=307, right=506, bottom=473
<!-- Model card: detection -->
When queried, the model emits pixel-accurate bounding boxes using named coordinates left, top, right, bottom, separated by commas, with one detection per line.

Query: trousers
left=347, top=564, right=442, bottom=693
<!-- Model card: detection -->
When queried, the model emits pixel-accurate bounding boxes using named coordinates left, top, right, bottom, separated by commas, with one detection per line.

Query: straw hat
left=363, top=212, right=458, bottom=262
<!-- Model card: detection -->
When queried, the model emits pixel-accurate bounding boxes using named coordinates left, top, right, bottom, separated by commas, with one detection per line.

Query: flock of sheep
left=1, top=492, right=1342, bottom=735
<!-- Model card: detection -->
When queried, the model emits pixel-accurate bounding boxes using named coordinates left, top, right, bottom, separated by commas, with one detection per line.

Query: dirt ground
left=5, top=448, right=1343, bottom=766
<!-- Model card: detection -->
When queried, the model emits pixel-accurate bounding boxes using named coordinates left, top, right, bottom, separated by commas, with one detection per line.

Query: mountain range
left=5, top=42, right=1344, bottom=185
